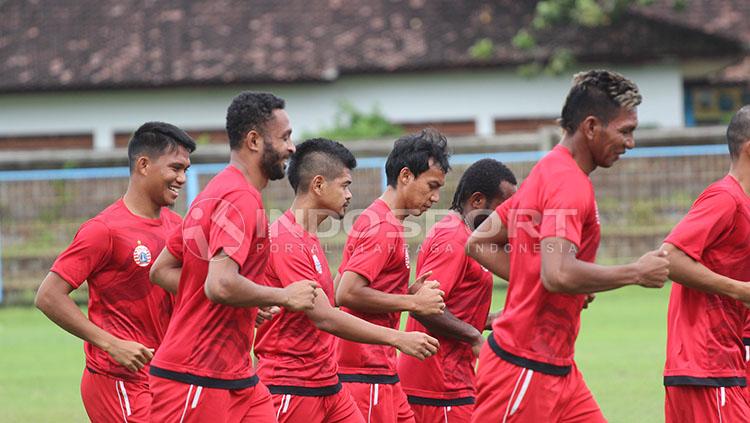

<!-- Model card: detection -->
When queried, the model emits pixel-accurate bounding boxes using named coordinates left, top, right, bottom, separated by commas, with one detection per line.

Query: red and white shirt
left=150, top=165, right=269, bottom=388
left=255, top=210, right=341, bottom=394
left=337, top=199, right=410, bottom=378
left=491, top=144, right=600, bottom=374
left=664, top=175, right=750, bottom=386
left=399, top=212, right=494, bottom=402
left=51, top=199, right=180, bottom=382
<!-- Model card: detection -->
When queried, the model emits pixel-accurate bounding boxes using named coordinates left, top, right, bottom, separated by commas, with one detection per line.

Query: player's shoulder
left=161, top=207, right=183, bottom=224
left=696, top=178, right=742, bottom=209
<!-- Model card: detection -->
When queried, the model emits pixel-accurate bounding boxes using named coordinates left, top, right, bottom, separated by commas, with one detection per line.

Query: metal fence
left=0, top=144, right=730, bottom=304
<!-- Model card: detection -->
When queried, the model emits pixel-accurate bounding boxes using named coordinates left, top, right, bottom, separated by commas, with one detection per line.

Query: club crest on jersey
left=133, top=241, right=152, bottom=267
left=312, top=254, right=323, bottom=274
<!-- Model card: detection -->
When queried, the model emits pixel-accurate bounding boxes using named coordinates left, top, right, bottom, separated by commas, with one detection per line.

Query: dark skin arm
left=35, top=272, right=154, bottom=372
left=149, top=247, right=181, bottom=294
left=539, top=238, right=669, bottom=294
left=204, top=249, right=319, bottom=310
left=465, top=211, right=510, bottom=281
left=411, top=309, right=484, bottom=357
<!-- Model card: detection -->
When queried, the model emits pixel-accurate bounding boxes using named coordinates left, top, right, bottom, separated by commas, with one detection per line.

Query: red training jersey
left=664, top=175, right=750, bottom=386
left=51, top=199, right=180, bottom=383
left=399, top=212, right=494, bottom=400
left=491, top=144, right=600, bottom=373
left=150, top=165, right=269, bottom=388
left=337, top=198, right=410, bottom=377
left=255, top=210, right=340, bottom=391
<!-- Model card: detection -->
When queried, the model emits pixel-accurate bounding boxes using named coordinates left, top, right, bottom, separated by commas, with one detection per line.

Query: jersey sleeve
left=269, top=240, right=317, bottom=288
left=50, top=220, right=113, bottom=289
left=664, top=190, right=736, bottom=262
left=340, top=223, right=390, bottom=284
left=165, top=225, right=184, bottom=260
left=208, top=190, right=261, bottom=267
left=417, top=236, right=466, bottom=297
left=538, top=176, right=592, bottom=249
left=495, top=197, right=512, bottom=226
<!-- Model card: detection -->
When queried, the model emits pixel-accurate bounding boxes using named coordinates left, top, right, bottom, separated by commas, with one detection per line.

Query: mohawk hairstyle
left=560, top=69, right=641, bottom=134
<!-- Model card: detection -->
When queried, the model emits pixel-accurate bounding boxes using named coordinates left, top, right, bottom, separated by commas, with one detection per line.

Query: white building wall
left=0, top=64, right=684, bottom=150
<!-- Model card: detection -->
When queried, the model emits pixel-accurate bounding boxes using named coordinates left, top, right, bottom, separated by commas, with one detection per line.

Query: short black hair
left=127, top=121, right=196, bottom=171
left=450, top=159, right=517, bottom=213
left=226, top=91, right=285, bottom=150
left=287, top=138, right=357, bottom=193
left=560, top=69, right=642, bottom=134
left=385, top=128, right=451, bottom=187
left=727, top=105, right=750, bottom=160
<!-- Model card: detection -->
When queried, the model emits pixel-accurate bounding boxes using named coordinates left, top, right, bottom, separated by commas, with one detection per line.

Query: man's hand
left=411, top=280, right=445, bottom=316
left=484, top=311, right=501, bottom=331
left=105, top=339, right=154, bottom=372
left=256, top=306, right=281, bottom=327
left=408, top=271, right=433, bottom=295
left=635, top=249, right=670, bottom=288
left=282, top=281, right=319, bottom=311
left=582, top=294, right=596, bottom=309
left=393, top=331, right=440, bottom=360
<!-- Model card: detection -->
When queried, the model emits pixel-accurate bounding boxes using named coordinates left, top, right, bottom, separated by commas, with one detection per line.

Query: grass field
left=0, top=284, right=671, bottom=422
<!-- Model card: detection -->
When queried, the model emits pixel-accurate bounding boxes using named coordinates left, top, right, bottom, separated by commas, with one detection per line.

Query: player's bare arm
left=304, top=287, right=438, bottom=360
left=204, top=249, right=318, bottom=310
left=662, top=242, right=750, bottom=305
left=411, top=308, right=484, bottom=357
left=465, top=211, right=510, bottom=280
left=35, top=272, right=154, bottom=372
left=539, top=237, right=669, bottom=294
left=149, top=247, right=182, bottom=294
left=336, top=270, right=444, bottom=315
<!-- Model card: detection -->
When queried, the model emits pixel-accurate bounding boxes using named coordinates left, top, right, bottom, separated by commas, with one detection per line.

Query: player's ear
left=135, top=155, right=151, bottom=176
left=399, top=167, right=413, bottom=186
left=311, top=175, right=325, bottom=195
left=469, top=192, right=486, bottom=209
left=244, top=129, right=263, bottom=153
left=580, top=115, right=599, bottom=141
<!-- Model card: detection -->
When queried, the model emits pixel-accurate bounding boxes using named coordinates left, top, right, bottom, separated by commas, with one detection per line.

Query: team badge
left=133, top=241, right=152, bottom=267
left=312, top=254, right=323, bottom=274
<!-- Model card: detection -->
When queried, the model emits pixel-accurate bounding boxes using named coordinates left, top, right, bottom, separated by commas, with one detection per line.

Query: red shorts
left=149, top=375, right=275, bottom=422
left=410, top=403, right=472, bottom=423
left=665, top=385, right=750, bottom=422
left=471, top=343, right=606, bottom=422
left=344, top=381, right=415, bottom=423
left=272, top=387, right=364, bottom=423
left=81, top=367, right=151, bottom=423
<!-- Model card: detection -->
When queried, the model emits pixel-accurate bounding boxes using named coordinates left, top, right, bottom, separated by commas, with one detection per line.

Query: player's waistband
left=85, top=366, right=147, bottom=384
left=743, top=337, right=750, bottom=346
left=268, top=382, right=342, bottom=397
left=663, top=375, right=747, bottom=388
left=488, top=334, right=571, bottom=376
left=407, top=395, right=475, bottom=407
left=338, top=373, right=400, bottom=385
left=149, top=365, right=260, bottom=390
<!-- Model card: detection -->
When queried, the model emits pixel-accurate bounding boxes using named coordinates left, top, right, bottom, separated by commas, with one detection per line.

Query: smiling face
left=260, top=109, right=295, bottom=181
left=589, top=107, right=638, bottom=168
left=142, top=145, right=191, bottom=207
left=401, top=159, right=446, bottom=216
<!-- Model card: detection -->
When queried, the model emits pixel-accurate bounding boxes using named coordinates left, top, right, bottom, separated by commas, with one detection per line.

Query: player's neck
left=560, top=134, right=596, bottom=175
left=229, top=153, right=268, bottom=191
left=122, top=185, right=161, bottom=219
left=729, top=161, right=750, bottom=196
left=380, top=187, right=409, bottom=221
left=290, top=197, right=326, bottom=234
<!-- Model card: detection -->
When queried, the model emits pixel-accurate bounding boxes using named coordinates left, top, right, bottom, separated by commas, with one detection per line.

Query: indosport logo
left=181, top=198, right=246, bottom=261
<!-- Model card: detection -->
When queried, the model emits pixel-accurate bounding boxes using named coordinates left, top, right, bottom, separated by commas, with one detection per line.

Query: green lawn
left=0, top=285, right=670, bottom=422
